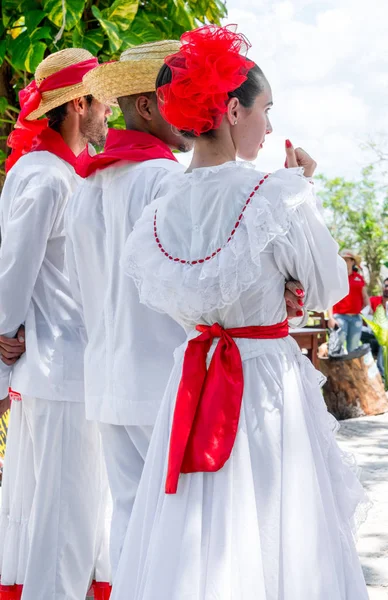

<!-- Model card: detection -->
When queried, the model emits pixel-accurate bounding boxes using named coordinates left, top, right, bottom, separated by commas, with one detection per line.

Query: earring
left=234, top=120, right=238, bottom=125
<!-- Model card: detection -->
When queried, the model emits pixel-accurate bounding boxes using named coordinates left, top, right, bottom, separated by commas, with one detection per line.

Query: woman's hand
left=285, top=139, right=317, bottom=178
left=284, top=280, right=305, bottom=319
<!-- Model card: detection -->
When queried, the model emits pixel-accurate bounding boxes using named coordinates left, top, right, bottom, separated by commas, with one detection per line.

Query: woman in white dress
left=112, top=25, right=369, bottom=600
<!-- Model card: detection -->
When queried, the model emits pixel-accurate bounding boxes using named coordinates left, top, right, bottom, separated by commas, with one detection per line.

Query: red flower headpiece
left=157, top=25, right=255, bottom=136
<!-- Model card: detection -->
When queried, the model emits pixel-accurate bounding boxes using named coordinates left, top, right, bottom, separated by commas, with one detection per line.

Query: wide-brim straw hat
left=340, top=249, right=362, bottom=266
left=83, top=40, right=181, bottom=104
left=27, top=48, right=95, bottom=121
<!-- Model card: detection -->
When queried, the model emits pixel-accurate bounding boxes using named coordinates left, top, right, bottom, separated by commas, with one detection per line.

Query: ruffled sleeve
left=271, top=182, right=348, bottom=312
left=121, top=166, right=347, bottom=323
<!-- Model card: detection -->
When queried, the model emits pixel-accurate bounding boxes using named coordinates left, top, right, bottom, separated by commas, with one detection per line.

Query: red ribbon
left=77, top=128, right=178, bottom=177
left=165, top=320, right=289, bottom=493
left=6, top=58, right=98, bottom=172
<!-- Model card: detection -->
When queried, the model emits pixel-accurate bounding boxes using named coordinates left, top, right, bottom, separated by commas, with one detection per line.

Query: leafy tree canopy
left=0, top=0, right=227, bottom=180
left=317, top=165, right=388, bottom=294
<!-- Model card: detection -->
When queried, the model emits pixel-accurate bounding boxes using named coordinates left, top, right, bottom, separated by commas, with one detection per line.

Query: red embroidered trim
left=8, top=387, right=22, bottom=402
left=154, top=173, right=270, bottom=265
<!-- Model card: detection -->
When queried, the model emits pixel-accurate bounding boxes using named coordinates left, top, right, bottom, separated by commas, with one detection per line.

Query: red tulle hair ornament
left=157, top=25, right=255, bottom=136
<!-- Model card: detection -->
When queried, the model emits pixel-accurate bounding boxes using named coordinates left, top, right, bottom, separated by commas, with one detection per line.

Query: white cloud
left=218, top=0, right=388, bottom=179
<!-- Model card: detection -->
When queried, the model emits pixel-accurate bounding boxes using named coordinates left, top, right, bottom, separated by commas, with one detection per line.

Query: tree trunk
left=319, top=346, right=388, bottom=419
left=0, top=61, right=15, bottom=191
left=366, top=258, right=382, bottom=295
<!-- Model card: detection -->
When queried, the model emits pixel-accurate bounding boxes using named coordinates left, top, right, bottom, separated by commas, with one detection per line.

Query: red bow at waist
left=165, top=319, right=289, bottom=494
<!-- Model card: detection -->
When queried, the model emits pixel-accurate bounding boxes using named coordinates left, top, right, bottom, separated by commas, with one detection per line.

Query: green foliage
left=0, top=0, right=227, bottom=72
left=0, top=0, right=227, bottom=177
left=363, top=304, right=388, bottom=388
left=363, top=305, right=388, bottom=347
left=44, top=0, right=86, bottom=32
left=317, top=165, right=388, bottom=294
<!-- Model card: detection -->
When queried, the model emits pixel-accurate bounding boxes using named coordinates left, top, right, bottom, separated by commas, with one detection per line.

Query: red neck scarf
left=165, top=320, right=289, bottom=494
left=30, top=127, right=80, bottom=171
left=78, top=128, right=178, bottom=178
left=6, top=58, right=98, bottom=173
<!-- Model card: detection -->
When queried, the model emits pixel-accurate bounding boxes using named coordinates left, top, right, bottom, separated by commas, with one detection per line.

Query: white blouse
left=122, top=162, right=348, bottom=331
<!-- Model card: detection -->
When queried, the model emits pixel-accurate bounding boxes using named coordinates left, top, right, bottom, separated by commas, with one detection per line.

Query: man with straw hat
left=66, top=40, right=192, bottom=580
left=0, top=48, right=111, bottom=600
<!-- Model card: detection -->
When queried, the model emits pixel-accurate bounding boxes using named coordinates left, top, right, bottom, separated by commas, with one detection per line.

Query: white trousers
left=0, top=401, right=34, bottom=585
left=98, top=424, right=152, bottom=580
left=0, top=397, right=111, bottom=600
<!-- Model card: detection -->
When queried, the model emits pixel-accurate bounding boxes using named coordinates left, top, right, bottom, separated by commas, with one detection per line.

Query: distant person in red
left=328, top=249, right=370, bottom=352
left=370, top=278, right=388, bottom=314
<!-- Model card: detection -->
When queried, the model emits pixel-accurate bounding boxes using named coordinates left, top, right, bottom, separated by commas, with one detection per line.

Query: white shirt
left=66, top=158, right=186, bottom=425
left=0, top=151, right=85, bottom=401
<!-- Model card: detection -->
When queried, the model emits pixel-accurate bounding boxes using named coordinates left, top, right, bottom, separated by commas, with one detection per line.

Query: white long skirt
left=111, top=337, right=369, bottom=600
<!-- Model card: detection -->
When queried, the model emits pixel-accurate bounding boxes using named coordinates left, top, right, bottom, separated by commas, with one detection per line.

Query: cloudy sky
left=181, top=0, right=388, bottom=179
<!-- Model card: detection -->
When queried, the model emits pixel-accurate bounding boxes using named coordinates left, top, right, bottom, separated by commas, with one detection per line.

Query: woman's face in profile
left=233, top=80, right=273, bottom=162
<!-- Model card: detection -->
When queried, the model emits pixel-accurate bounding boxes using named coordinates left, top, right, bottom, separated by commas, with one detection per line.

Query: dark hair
left=384, top=277, right=388, bottom=284
left=155, top=62, right=266, bottom=139
left=47, top=94, right=93, bottom=132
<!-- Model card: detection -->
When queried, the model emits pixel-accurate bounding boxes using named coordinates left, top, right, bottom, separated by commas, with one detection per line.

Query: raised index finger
left=285, top=139, right=298, bottom=168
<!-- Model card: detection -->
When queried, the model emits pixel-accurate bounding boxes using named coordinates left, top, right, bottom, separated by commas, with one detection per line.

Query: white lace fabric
left=122, top=163, right=323, bottom=325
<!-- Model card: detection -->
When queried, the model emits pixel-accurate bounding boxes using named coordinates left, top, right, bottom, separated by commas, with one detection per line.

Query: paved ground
left=337, top=413, right=388, bottom=599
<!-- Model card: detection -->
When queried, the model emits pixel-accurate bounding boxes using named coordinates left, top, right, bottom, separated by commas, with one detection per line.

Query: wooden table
left=290, top=327, right=327, bottom=368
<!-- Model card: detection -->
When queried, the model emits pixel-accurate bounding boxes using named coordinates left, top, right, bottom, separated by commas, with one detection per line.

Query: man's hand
left=0, top=325, right=25, bottom=366
left=285, top=281, right=305, bottom=319
left=0, top=395, right=11, bottom=418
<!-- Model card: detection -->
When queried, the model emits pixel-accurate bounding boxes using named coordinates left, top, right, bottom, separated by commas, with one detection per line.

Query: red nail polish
left=285, top=139, right=292, bottom=148
left=296, top=289, right=304, bottom=296
left=298, top=299, right=304, bottom=306
left=297, top=310, right=303, bottom=317
left=284, top=160, right=288, bottom=168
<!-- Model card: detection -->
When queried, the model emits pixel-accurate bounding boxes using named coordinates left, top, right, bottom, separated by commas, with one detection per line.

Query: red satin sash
left=165, top=320, right=289, bottom=494
left=78, top=128, right=178, bottom=177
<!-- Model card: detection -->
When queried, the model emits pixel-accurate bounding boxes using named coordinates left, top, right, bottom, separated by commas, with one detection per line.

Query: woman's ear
left=226, top=97, right=239, bottom=126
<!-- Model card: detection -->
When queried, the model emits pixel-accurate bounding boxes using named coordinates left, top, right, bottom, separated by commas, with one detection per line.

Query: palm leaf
left=363, top=304, right=388, bottom=346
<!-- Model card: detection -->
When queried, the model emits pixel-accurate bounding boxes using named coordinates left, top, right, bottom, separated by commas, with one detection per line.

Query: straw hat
left=340, top=249, right=362, bottom=266
left=27, top=48, right=95, bottom=121
left=83, top=40, right=181, bottom=104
